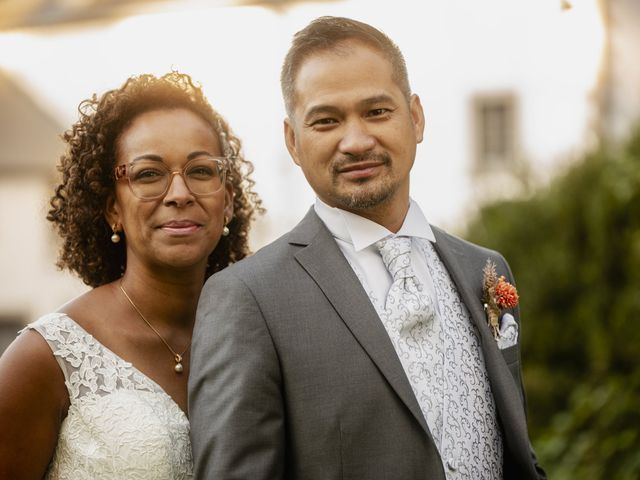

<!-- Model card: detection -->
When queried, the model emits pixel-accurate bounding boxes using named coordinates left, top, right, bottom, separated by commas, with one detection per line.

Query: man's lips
left=336, top=161, right=384, bottom=173
left=335, top=161, right=385, bottom=179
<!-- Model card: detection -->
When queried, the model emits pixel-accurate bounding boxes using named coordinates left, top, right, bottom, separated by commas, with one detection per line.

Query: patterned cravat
left=376, top=236, right=436, bottom=324
left=375, top=236, right=444, bottom=442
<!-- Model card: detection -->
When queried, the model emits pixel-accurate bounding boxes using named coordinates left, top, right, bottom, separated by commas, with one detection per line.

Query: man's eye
left=308, top=118, right=338, bottom=127
left=367, top=108, right=390, bottom=117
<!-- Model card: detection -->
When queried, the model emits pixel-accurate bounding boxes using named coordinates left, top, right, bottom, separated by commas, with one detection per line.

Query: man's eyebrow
left=304, top=95, right=397, bottom=118
left=303, top=105, right=341, bottom=123
left=302, top=94, right=397, bottom=123
left=360, top=94, right=395, bottom=107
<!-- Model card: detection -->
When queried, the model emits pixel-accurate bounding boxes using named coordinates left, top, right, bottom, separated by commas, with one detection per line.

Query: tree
left=464, top=126, right=640, bottom=479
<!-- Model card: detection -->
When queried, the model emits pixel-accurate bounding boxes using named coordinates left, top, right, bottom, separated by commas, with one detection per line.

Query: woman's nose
left=163, top=172, right=195, bottom=206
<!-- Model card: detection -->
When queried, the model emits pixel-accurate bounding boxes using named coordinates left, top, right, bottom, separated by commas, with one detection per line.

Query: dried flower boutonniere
left=482, top=259, right=519, bottom=338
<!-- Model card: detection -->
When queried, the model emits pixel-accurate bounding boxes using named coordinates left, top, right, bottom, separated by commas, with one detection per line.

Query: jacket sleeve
left=188, top=269, right=285, bottom=479
left=498, top=255, right=547, bottom=480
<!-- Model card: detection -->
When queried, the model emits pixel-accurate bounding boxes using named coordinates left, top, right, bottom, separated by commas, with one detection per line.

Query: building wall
left=597, top=0, right=640, bottom=142
left=0, top=175, right=87, bottom=350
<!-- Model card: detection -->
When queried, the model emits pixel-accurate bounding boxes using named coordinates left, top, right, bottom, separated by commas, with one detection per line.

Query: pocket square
left=496, top=313, right=518, bottom=350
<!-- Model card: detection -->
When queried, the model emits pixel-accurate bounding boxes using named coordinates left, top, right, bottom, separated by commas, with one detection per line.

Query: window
left=473, top=93, right=517, bottom=170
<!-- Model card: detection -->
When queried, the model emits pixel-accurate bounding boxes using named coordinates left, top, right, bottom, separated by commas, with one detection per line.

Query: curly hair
left=48, top=71, right=263, bottom=287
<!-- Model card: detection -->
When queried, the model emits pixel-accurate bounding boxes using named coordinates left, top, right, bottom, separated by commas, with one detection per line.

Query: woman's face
left=108, top=108, right=233, bottom=275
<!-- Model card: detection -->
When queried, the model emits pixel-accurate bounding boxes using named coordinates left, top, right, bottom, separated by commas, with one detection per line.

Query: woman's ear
left=223, top=183, right=234, bottom=225
left=104, top=194, right=121, bottom=231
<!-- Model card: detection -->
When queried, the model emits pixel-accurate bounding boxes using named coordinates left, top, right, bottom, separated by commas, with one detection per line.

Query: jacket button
left=446, top=458, right=459, bottom=472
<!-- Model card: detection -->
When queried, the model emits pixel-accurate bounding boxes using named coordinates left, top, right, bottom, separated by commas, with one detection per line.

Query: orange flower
left=495, top=276, right=519, bottom=309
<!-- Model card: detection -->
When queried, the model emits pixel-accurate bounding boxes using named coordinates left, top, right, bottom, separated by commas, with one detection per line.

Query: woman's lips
left=159, top=220, right=201, bottom=235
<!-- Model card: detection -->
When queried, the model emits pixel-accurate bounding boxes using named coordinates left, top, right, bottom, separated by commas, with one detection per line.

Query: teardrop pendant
left=174, top=353, right=184, bottom=374
left=119, top=282, right=190, bottom=375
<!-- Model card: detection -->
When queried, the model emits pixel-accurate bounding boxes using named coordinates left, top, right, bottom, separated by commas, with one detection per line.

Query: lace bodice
left=26, top=312, right=193, bottom=479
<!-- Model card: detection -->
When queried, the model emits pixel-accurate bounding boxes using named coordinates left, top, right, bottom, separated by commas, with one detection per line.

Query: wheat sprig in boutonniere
left=482, top=259, right=519, bottom=338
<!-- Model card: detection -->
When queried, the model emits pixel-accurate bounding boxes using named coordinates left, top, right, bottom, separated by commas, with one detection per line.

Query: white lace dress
left=25, top=312, right=193, bottom=479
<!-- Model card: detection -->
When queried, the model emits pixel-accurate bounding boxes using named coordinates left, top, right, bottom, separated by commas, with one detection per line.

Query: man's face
left=284, top=40, right=424, bottom=222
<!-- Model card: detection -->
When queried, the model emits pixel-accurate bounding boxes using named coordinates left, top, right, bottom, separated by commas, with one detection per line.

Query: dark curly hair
left=48, top=71, right=263, bottom=287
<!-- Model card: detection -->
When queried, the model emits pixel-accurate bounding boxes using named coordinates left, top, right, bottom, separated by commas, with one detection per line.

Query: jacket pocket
left=500, top=343, right=519, bottom=365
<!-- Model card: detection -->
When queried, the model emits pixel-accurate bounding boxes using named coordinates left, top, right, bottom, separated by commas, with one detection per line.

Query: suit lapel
left=431, top=227, right=533, bottom=468
left=430, top=228, right=490, bottom=339
left=289, top=209, right=431, bottom=435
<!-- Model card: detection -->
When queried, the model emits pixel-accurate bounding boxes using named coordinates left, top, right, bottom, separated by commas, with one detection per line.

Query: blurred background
left=0, top=0, right=638, bottom=477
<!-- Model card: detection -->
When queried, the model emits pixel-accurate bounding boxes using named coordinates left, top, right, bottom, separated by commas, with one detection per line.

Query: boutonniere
left=482, top=259, right=519, bottom=339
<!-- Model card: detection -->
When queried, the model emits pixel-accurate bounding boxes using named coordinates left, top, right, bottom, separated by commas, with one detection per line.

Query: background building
left=0, top=0, right=638, bottom=352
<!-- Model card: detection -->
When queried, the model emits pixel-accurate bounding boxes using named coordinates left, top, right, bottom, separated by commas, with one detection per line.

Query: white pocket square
left=496, top=313, right=518, bottom=350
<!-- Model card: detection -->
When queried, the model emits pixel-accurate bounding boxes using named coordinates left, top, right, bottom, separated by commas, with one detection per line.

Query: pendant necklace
left=119, top=282, right=190, bottom=374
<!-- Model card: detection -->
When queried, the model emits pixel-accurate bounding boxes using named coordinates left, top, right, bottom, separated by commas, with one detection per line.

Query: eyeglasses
left=115, top=156, right=228, bottom=200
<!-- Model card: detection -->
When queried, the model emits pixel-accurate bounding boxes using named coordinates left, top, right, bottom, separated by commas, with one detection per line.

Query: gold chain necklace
left=119, top=282, right=190, bottom=374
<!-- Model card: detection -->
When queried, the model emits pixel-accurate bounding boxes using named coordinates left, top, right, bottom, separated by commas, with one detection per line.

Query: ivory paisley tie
left=377, top=236, right=436, bottom=325
left=375, top=236, right=444, bottom=440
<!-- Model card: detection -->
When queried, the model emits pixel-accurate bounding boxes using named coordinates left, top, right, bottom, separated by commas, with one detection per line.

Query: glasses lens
left=125, top=157, right=226, bottom=199
left=184, top=157, right=224, bottom=195
left=128, top=160, right=170, bottom=199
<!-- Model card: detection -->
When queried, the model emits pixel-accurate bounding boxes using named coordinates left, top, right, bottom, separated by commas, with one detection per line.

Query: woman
left=0, top=72, right=262, bottom=478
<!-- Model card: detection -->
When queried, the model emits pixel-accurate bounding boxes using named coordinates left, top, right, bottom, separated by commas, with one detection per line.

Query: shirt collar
left=314, top=197, right=436, bottom=252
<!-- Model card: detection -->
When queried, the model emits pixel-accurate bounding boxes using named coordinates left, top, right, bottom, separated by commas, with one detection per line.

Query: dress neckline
left=48, top=312, right=189, bottom=419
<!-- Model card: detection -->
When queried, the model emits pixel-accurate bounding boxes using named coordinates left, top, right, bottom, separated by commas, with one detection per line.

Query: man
left=189, top=16, right=546, bottom=480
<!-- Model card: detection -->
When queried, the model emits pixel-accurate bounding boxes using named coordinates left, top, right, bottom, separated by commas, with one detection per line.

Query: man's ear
left=409, top=94, right=426, bottom=144
left=284, top=118, right=301, bottom=167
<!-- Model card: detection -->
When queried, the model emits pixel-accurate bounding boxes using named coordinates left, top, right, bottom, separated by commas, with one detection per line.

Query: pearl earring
left=111, top=224, right=121, bottom=243
left=222, top=217, right=230, bottom=237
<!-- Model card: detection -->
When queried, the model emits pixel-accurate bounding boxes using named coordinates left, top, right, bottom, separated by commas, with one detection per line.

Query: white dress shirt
left=314, top=197, right=439, bottom=312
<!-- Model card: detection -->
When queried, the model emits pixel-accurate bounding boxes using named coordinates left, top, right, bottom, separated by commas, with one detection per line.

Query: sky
left=0, top=0, right=604, bottom=244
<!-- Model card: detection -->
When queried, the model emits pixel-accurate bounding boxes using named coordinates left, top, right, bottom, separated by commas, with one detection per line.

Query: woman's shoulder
left=26, top=311, right=75, bottom=335
left=0, top=321, right=69, bottom=477
left=19, top=312, right=86, bottom=388
left=51, top=283, right=124, bottom=342
left=57, top=284, right=110, bottom=323
left=21, top=285, right=118, bottom=378
left=0, top=313, right=69, bottom=418
left=5, top=315, right=65, bottom=368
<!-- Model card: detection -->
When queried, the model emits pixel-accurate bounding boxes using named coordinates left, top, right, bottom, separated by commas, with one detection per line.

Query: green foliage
left=536, top=372, right=640, bottom=479
left=464, top=127, right=640, bottom=478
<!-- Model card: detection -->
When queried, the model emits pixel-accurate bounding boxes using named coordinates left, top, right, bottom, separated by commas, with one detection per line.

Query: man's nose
left=338, top=120, right=376, bottom=155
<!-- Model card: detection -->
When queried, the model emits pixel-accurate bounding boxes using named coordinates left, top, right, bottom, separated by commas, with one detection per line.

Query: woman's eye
left=133, top=169, right=164, bottom=182
left=188, top=166, right=215, bottom=178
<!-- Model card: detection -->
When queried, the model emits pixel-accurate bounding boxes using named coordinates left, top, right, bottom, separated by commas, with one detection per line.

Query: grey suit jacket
left=189, top=208, right=546, bottom=479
